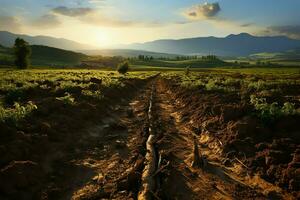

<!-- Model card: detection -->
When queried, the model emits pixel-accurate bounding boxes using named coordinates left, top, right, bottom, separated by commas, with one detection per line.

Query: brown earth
left=162, top=78, right=300, bottom=199
left=0, top=76, right=299, bottom=200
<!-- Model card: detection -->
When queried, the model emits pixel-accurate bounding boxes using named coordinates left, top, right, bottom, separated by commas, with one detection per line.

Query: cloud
left=266, top=25, right=300, bottom=39
left=52, top=6, right=94, bottom=17
left=31, top=14, right=61, bottom=28
left=184, top=2, right=221, bottom=20
left=49, top=6, right=161, bottom=28
left=180, top=3, right=263, bottom=36
left=0, top=15, right=21, bottom=32
left=50, top=6, right=132, bottom=27
left=240, top=23, right=253, bottom=27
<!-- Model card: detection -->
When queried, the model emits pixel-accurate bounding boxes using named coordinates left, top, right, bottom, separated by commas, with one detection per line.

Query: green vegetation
left=0, top=43, right=88, bottom=67
left=30, top=45, right=87, bottom=66
left=226, top=49, right=300, bottom=68
left=56, top=92, right=76, bottom=105
left=0, top=69, right=158, bottom=125
left=250, top=95, right=297, bottom=122
left=81, top=56, right=124, bottom=69
left=0, top=45, right=13, bottom=65
left=14, top=38, right=31, bottom=69
left=161, top=70, right=300, bottom=123
left=130, top=55, right=227, bottom=68
left=250, top=49, right=300, bottom=62
left=117, top=61, right=129, bottom=74
left=0, top=101, right=37, bottom=125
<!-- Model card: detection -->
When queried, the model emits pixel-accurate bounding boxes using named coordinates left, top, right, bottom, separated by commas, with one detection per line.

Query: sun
left=72, top=27, right=113, bottom=48
left=93, top=29, right=112, bottom=48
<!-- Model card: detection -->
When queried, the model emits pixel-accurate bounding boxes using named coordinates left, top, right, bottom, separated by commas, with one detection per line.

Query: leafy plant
left=223, top=78, right=241, bottom=87
left=0, top=101, right=37, bottom=125
left=56, top=92, right=75, bottom=105
left=250, top=95, right=297, bottom=122
left=248, top=80, right=266, bottom=91
left=281, top=102, right=296, bottom=115
left=205, top=79, right=223, bottom=91
left=81, top=90, right=103, bottom=100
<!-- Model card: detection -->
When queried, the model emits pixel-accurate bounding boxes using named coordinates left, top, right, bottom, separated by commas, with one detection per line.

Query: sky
left=0, top=0, right=300, bottom=48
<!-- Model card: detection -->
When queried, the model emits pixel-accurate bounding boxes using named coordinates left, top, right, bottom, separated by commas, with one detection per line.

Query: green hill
left=249, top=49, right=300, bottom=66
left=30, top=45, right=87, bottom=66
left=0, top=44, right=88, bottom=67
left=0, top=45, right=14, bottom=65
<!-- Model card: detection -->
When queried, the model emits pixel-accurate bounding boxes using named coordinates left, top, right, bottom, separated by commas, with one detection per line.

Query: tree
left=14, top=38, right=31, bottom=69
left=117, top=61, right=129, bottom=74
left=138, top=55, right=145, bottom=60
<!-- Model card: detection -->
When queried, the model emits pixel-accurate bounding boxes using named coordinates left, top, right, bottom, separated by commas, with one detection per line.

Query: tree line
left=133, top=54, right=220, bottom=61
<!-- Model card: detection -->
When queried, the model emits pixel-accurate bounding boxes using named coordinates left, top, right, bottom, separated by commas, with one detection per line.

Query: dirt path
left=41, top=77, right=295, bottom=200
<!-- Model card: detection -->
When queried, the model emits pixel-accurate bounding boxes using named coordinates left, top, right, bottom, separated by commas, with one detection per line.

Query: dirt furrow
left=138, top=84, right=158, bottom=200
left=3, top=75, right=296, bottom=200
left=152, top=79, right=269, bottom=200
left=37, top=80, right=156, bottom=200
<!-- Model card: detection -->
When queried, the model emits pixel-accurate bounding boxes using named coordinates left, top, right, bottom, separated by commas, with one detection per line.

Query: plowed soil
left=0, top=76, right=299, bottom=200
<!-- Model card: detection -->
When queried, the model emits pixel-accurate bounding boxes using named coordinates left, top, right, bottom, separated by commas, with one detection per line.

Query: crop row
left=161, top=71, right=300, bottom=121
left=0, top=69, right=158, bottom=124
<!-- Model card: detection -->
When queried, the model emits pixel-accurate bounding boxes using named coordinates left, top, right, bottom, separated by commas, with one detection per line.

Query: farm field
left=0, top=68, right=299, bottom=199
left=2, top=1, right=300, bottom=199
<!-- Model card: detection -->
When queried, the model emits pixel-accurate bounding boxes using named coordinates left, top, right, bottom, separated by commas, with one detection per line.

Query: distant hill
left=30, top=45, right=88, bottom=66
left=0, top=44, right=88, bottom=66
left=250, top=49, right=300, bottom=60
left=82, top=49, right=181, bottom=58
left=3, top=31, right=300, bottom=58
left=248, top=48, right=300, bottom=66
left=0, top=44, right=11, bottom=53
left=125, top=33, right=300, bottom=57
left=0, top=31, right=93, bottom=50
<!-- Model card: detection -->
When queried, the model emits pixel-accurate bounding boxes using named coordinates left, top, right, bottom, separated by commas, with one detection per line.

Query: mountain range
left=1, top=31, right=300, bottom=57
left=125, top=33, right=300, bottom=57
left=0, top=31, right=93, bottom=50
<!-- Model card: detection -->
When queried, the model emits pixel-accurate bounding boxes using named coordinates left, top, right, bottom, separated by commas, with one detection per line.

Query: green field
left=0, top=67, right=299, bottom=199
left=0, top=69, right=158, bottom=123
left=1, top=67, right=298, bottom=127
